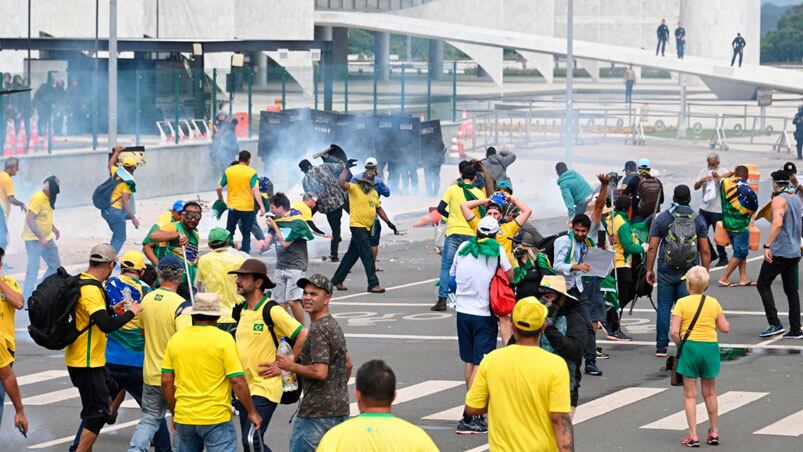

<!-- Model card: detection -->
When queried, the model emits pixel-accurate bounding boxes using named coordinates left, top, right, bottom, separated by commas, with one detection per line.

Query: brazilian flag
left=275, top=209, right=315, bottom=242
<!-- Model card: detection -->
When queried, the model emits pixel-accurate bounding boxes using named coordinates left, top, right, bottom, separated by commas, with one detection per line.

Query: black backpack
left=28, top=267, right=105, bottom=350
left=232, top=300, right=301, bottom=404
left=91, top=174, right=122, bottom=211
left=537, top=231, right=569, bottom=265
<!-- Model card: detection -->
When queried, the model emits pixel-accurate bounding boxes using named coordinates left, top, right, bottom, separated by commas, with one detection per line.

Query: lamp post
left=563, top=0, right=574, bottom=164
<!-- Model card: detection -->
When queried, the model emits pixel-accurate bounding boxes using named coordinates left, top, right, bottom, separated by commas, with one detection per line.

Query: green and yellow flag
left=275, top=209, right=315, bottom=242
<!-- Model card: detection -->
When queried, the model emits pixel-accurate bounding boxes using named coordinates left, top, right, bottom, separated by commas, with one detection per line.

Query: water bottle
left=119, top=286, right=132, bottom=314
left=277, top=338, right=298, bottom=391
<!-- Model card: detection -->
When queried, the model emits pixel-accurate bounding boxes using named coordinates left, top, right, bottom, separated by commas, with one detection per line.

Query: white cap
left=478, top=216, right=500, bottom=235
left=365, top=157, right=378, bottom=167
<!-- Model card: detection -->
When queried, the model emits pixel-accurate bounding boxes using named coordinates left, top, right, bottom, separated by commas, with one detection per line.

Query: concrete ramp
left=315, top=10, right=803, bottom=98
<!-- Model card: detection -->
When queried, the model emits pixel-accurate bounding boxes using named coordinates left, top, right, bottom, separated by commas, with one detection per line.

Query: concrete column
left=254, top=51, right=269, bottom=85
left=332, top=27, right=349, bottom=76
left=428, top=39, right=443, bottom=80
left=374, top=31, right=390, bottom=82
left=314, top=25, right=333, bottom=41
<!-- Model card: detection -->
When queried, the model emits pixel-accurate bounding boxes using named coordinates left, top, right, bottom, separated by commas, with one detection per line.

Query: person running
left=605, top=195, right=645, bottom=341
left=432, top=161, right=487, bottom=311
left=299, top=158, right=347, bottom=262
left=263, top=192, right=314, bottom=324
left=451, top=216, right=513, bottom=434
left=279, top=274, right=352, bottom=452
left=22, top=176, right=61, bottom=301
left=143, top=199, right=184, bottom=265
left=694, top=154, right=731, bottom=268
left=0, top=157, right=27, bottom=252
left=656, top=19, right=669, bottom=56
left=103, top=146, right=141, bottom=253
left=675, top=23, right=686, bottom=59
left=217, top=150, right=266, bottom=254
left=68, top=244, right=142, bottom=452
left=352, top=158, right=397, bottom=273
left=645, top=185, right=711, bottom=357
left=717, top=166, right=755, bottom=287
left=553, top=214, right=603, bottom=376
left=623, top=158, right=665, bottom=224
left=128, top=255, right=191, bottom=451
left=669, top=266, right=730, bottom=447
left=556, top=162, right=593, bottom=218
left=482, top=147, right=517, bottom=188
left=0, top=246, right=23, bottom=419
left=730, top=33, right=746, bottom=67
left=146, top=201, right=202, bottom=298
left=465, top=298, right=573, bottom=452
left=196, top=227, right=247, bottom=335
left=162, top=293, right=262, bottom=451
left=756, top=169, right=802, bottom=339
left=230, top=258, right=308, bottom=451
left=331, top=168, right=391, bottom=294
left=537, top=277, right=587, bottom=416
left=623, top=65, right=637, bottom=103
left=317, top=360, right=438, bottom=452
left=0, top=332, right=28, bottom=436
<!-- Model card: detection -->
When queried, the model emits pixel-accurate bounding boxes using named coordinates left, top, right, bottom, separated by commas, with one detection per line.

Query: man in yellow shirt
left=67, top=244, right=142, bottom=451
left=216, top=150, right=266, bottom=254
left=162, top=292, right=261, bottom=450
left=230, top=258, right=307, bottom=451
left=23, top=176, right=61, bottom=301
left=465, top=297, right=573, bottom=452
left=103, top=147, right=141, bottom=253
left=128, top=255, right=192, bottom=451
left=0, top=246, right=23, bottom=421
left=196, top=227, right=247, bottom=334
left=0, top=334, right=28, bottom=436
left=331, top=168, right=392, bottom=293
left=0, top=157, right=27, bottom=252
left=318, top=360, right=437, bottom=452
left=432, top=161, right=486, bottom=311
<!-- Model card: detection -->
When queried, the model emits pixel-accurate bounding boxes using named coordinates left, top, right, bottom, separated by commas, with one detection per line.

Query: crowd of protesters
left=0, top=131, right=801, bottom=452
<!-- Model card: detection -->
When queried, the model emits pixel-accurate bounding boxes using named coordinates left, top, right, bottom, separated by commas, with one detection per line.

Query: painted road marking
left=754, top=409, right=803, bottom=437
left=640, top=391, right=768, bottom=430
left=20, top=388, right=79, bottom=406
left=331, top=278, right=438, bottom=301
left=28, top=415, right=172, bottom=449
left=16, top=370, right=69, bottom=386
left=350, top=380, right=462, bottom=416
left=573, top=387, right=668, bottom=424
left=422, top=405, right=464, bottom=421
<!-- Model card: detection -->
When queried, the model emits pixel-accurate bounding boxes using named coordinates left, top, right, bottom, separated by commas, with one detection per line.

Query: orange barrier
left=412, top=208, right=442, bottom=228
left=235, top=112, right=249, bottom=138
left=745, top=163, right=760, bottom=194
left=715, top=221, right=730, bottom=247
left=749, top=221, right=760, bottom=251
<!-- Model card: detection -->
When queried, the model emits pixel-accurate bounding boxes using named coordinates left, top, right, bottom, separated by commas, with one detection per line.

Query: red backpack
left=490, top=258, right=516, bottom=317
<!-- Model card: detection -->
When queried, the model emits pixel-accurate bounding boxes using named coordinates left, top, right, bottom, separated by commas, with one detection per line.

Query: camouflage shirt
left=302, top=162, right=347, bottom=214
left=298, top=314, right=350, bottom=418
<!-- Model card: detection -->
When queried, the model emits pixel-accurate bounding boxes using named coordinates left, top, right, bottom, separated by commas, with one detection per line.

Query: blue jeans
left=727, top=230, right=749, bottom=260
left=129, top=384, right=175, bottom=451
left=289, top=416, right=348, bottom=452
left=102, top=207, right=128, bottom=253
left=227, top=209, right=257, bottom=254
left=23, top=239, right=61, bottom=301
left=656, top=264, right=689, bottom=351
left=175, top=421, right=237, bottom=452
left=235, top=396, right=277, bottom=452
left=71, top=365, right=171, bottom=452
left=438, top=234, right=472, bottom=298
left=0, top=207, right=8, bottom=251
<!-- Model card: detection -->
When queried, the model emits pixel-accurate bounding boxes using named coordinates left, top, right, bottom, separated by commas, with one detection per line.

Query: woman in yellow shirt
left=670, top=266, right=730, bottom=448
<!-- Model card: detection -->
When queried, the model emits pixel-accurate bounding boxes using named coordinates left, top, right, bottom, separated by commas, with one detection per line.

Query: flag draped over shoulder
left=275, top=209, right=315, bottom=242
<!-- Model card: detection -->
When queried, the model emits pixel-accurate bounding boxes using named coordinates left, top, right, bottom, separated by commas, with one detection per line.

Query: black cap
left=771, top=169, right=790, bottom=184
left=673, top=185, right=691, bottom=205
left=624, top=160, right=637, bottom=171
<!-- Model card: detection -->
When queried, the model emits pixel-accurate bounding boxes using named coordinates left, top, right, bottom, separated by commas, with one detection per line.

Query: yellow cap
left=512, top=297, right=548, bottom=332
left=122, top=155, right=138, bottom=167
left=120, top=250, right=146, bottom=271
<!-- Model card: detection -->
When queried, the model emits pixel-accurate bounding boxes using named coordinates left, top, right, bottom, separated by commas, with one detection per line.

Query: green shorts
left=677, top=340, right=720, bottom=379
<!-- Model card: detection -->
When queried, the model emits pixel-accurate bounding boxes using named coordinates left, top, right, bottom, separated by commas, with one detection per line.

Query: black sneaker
left=329, top=256, right=339, bottom=263
left=782, top=330, right=803, bottom=339
left=431, top=297, right=447, bottom=312
left=585, top=362, right=603, bottom=376
left=595, top=348, right=610, bottom=359
left=456, top=417, right=486, bottom=435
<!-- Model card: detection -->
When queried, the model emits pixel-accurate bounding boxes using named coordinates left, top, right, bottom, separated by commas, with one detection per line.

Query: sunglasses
left=183, top=212, right=201, bottom=220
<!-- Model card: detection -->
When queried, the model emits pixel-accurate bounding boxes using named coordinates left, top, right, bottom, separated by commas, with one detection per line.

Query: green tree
left=761, top=4, right=803, bottom=63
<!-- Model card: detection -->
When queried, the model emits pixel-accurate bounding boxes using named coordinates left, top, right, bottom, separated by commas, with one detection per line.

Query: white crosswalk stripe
left=754, top=409, right=803, bottom=437
left=640, top=391, right=768, bottom=430
left=20, top=388, right=79, bottom=406
left=350, top=380, right=463, bottom=416
left=16, top=370, right=69, bottom=386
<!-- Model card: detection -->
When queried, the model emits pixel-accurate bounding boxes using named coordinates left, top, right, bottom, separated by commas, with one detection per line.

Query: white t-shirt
left=450, top=241, right=512, bottom=317
left=698, top=168, right=722, bottom=213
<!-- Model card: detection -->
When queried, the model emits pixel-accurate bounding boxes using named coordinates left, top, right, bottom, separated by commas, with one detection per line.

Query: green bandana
left=458, top=181, right=487, bottom=217
left=458, top=237, right=500, bottom=258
